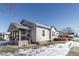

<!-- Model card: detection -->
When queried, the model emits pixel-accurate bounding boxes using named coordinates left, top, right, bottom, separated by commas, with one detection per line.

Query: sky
left=0, top=3, right=79, bottom=32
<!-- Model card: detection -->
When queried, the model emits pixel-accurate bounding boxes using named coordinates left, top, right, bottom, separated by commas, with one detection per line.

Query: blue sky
left=0, top=3, right=79, bottom=32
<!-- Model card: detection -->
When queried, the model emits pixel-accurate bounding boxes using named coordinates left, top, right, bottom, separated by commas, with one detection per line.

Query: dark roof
left=21, top=19, right=51, bottom=29
left=21, top=19, right=59, bottom=32
left=11, top=23, right=30, bottom=29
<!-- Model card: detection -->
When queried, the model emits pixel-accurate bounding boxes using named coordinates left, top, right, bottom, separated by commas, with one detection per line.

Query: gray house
left=8, top=19, right=59, bottom=46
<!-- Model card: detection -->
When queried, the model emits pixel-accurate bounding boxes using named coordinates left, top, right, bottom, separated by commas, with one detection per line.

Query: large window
left=52, top=31, right=55, bottom=36
left=42, top=30, right=45, bottom=36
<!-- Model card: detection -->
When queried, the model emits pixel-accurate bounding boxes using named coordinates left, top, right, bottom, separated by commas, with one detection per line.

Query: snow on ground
left=18, top=41, right=79, bottom=56
left=1, top=41, right=79, bottom=56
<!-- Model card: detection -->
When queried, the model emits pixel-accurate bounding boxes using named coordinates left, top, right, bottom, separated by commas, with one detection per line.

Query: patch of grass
left=0, top=46, right=19, bottom=54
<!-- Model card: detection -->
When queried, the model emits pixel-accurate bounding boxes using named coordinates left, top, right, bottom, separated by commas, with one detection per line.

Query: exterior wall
left=30, top=27, right=36, bottom=43
left=36, top=26, right=50, bottom=42
left=4, top=34, right=10, bottom=41
left=50, top=27, right=59, bottom=40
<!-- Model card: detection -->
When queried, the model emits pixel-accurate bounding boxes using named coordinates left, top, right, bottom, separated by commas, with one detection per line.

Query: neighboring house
left=74, top=32, right=79, bottom=37
left=57, top=31, right=74, bottom=41
left=72, top=32, right=79, bottom=41
left=8, top=19, right=59, bottom=46
left=0, top=33, right=4, bottom=40
left=0, top=32, right=10, bottom=41
left=3, top=32, right=10, bottom=41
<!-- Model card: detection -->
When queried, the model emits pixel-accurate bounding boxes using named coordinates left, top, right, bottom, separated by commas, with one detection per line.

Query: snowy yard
left=18, top=41, right=79, bottom=56
left=0, top=41, right=79, bottom=56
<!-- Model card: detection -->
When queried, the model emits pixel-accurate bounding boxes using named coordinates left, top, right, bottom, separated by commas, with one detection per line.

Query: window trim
left=42, top=30, right=45, bottom=36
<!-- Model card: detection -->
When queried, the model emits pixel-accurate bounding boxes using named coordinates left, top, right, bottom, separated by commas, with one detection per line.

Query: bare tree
left=61, top=27, right=74, bottom=34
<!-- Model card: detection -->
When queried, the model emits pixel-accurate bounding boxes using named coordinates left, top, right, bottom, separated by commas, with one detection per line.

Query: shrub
left=54, top=38, right=59, bottom=41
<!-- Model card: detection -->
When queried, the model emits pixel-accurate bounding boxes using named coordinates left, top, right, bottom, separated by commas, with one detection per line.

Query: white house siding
left=36, top=26, right=50, bottom=42
left=50, top=27, right=59, bottom=40
left=30, top=27, right=36, bottom=43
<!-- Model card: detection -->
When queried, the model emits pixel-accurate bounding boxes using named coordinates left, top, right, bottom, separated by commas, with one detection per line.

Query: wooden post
left=12, top=32, right=13, bottom=40
left=19, top=30, right=21, bottom=46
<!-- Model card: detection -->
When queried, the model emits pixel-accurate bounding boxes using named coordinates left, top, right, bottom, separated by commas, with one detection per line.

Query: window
left=42, top=30, right=45, bottom=36
left=52, top=31, right=55, bottom=36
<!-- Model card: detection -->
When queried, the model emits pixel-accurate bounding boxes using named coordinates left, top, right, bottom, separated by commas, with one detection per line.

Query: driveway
left=67, top=47, right=79, bottom=56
